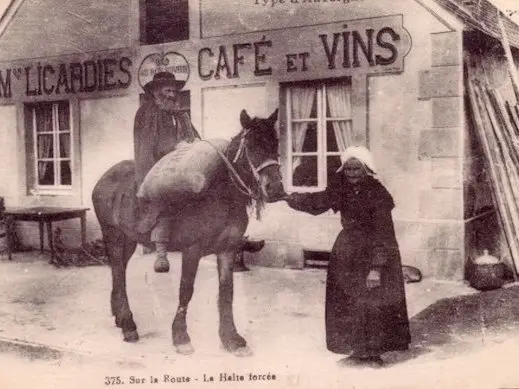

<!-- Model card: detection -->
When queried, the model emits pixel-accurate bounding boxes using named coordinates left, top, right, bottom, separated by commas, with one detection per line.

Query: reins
left=201, top=130, right=279, bottom=200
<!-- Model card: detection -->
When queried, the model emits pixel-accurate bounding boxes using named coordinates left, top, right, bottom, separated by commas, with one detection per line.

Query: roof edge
left=0, top=0, right=26, bottom=41
left=434, top=0, right=519, bottom=49
left=414, top=0, right=464, bottom=31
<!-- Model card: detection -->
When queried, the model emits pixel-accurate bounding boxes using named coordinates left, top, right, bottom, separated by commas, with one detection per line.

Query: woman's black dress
left=288, top=176, right=411, bottom=356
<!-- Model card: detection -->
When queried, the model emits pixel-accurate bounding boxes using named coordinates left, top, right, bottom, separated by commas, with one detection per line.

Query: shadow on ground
left=385, top=284, right=519, bottom=365
left=0, top=338, right=62, bottom=361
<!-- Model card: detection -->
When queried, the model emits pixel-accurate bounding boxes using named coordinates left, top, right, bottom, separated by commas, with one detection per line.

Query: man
left=134, top=72, right=265, bottom=273
left=134, top=71, right=199, bottom=273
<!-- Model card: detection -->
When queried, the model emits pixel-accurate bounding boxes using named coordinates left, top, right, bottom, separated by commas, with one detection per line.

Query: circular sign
left=138, top=51, right=190, bottom=91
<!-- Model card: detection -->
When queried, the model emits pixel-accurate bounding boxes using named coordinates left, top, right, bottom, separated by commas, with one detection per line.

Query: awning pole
left=497, top=10, right=519, bottom=102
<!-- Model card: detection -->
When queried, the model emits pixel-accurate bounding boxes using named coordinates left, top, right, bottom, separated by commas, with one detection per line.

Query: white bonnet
left=336, top=146, right=377, bottom=174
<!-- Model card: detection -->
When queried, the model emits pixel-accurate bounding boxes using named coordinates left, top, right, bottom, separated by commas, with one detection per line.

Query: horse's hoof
left=223, top=345, right=253, bottom=357
left=123, top=330, right=139, bottom=343
left=233, top=264, right=250, bottom=272
left=154, top=257, right=170, bottom=273
left=175, top=343, right=194, bottom=355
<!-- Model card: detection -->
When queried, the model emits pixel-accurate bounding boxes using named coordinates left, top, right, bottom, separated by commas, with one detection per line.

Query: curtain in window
left=37, top=135, right=53, bottom=182
left=59, top=134, right=70, bottom=158
left=34, top=105, right=53, bottom=133
left=326, top=83, right=353, bottom=151
left=58, top=102, right=69, bottom=131
left=291, top=85, right=316, bottom=171
left=36, top=105, right=53, bottom=183
left=60, top=133, right=71, bottom=185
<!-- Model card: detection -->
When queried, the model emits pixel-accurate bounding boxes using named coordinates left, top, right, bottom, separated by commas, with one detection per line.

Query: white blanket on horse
left=137, top=138, right=230, bottom=202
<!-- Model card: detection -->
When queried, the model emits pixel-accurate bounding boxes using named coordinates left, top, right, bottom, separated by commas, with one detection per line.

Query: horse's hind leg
left=104, top=225, right=138, bottom=342
left=172, top=246, right=201, bottom=355
left=217, top=251, right=251, bottom=357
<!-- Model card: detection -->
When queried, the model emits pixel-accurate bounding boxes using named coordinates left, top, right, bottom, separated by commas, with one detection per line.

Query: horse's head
left=236, top=109, right=286, bottom=203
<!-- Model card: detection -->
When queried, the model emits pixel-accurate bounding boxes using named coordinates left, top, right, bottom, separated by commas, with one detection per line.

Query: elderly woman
left=286, top=146, right=410, bottom=367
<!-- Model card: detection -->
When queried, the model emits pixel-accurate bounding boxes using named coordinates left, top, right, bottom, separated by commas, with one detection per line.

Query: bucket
left=469, top=249, right=506, bottom=291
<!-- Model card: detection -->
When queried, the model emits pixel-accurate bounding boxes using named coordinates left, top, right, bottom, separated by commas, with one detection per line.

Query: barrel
left=137, top=138, right=230, bottom=202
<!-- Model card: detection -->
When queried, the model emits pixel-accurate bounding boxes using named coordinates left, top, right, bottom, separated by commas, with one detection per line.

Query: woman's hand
left=366, top=269, right=381, bottom=289
left=284, top=193, right=301, bottom=207
left=284, top=193, right=297, bottom=201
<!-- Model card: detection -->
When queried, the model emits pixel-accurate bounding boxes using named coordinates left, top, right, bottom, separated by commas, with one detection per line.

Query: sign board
left=196, top=15, right=412, bottom=82
left=138, top=15, right=412, bottom=89
left=0, top=49, right=133, bottom=104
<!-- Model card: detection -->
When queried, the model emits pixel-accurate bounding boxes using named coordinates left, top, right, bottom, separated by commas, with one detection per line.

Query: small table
left=4, top=206, right=90, bottom=262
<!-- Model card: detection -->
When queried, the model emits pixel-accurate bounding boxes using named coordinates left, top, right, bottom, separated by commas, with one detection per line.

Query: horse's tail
left=92, top=160, right=136, bottom=228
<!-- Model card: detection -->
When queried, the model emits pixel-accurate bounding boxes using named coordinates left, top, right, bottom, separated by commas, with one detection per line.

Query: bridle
left=232, top=128, right=279, bottom=180
left=228, top=128, right=280, bottom=198
left=203, top=128, right=280, bottom=199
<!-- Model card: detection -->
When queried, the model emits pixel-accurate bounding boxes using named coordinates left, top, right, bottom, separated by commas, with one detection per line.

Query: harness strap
left=201, top=140, right=253, bottom=197
left=245, top=148, right=261, bottom=182
left=254, top=159, right=280, bottom=173
left=233, top=134, right=247, bottom=163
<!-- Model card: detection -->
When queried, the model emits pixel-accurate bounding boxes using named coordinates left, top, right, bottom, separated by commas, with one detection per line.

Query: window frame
left=25, top=100, right=75, bottom=196
left=285, top=79, right=352, bottom=192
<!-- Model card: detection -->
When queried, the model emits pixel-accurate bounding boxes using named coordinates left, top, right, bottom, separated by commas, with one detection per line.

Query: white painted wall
left=202, top=84, right=268, bottom=140
left=80, top=95, right=138, bottom=241
left=0, top=0, right=132, bottom=61
left=369, top=35, right=434, bottom=221
left=0, top=105, right=19, bottom=206
left=200, top=0, right=454, bottom=37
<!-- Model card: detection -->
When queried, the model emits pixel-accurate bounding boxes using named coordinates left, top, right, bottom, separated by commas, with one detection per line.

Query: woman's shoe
left=338, top=355, right=384, bottom=368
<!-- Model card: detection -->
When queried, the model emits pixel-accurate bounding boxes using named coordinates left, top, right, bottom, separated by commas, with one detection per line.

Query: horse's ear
left=240, top=110, right=252, bottom=128
left=268, top=109, right=279, bottom=123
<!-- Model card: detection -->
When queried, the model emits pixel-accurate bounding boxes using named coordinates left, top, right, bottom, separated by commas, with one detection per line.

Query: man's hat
left=143, top=71, right=185, bottom=94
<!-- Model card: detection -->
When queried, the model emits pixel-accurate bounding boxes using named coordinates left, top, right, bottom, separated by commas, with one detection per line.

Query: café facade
left=0, top=0, right=517, bottom=279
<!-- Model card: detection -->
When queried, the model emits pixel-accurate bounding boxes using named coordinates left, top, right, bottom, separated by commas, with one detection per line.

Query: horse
left=92, top=109, right=285, bottom=357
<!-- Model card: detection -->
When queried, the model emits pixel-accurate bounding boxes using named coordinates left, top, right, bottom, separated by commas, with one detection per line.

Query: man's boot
left=233, top=237, right=265, bottom=272
left=154, top=242, right=170, bottom=273
left=241, top=238, right=265, bottom=253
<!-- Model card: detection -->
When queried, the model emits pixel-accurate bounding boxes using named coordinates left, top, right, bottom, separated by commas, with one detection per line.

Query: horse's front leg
left=105, top=227, right=138, bottom=342
left=172, top=246, right=201, bottom=355
left=217, top=250, right=252, bottom=357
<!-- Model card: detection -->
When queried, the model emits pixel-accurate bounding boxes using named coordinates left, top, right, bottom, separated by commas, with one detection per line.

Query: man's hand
left=366, top=269, right=381, bottom=289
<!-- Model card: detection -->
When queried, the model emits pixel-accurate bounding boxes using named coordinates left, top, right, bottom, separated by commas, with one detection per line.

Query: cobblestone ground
left=0, top=251, right=519, bottom=389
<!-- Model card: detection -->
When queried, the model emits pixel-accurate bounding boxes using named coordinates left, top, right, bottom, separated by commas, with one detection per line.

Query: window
left=25, top=101, right=72, bottom=193
left=140, top=0, right=189, bottom=45
left=285, top=78, right=353, bottom=191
